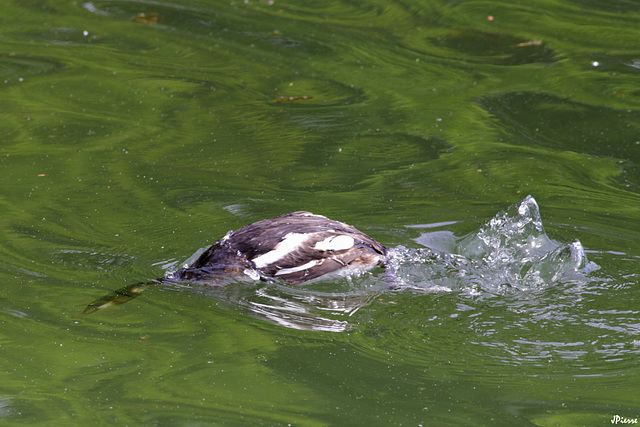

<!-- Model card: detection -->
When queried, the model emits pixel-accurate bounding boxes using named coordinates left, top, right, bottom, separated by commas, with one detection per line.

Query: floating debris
left=513, top=39, right=542, bottom=47
left=273, top=95, right=314, bottom=103
left=132, top=13, right=161, bottom=24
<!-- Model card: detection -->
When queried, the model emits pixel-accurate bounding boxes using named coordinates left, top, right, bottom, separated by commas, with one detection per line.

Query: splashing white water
left=388, top=195, right=598, bottom=294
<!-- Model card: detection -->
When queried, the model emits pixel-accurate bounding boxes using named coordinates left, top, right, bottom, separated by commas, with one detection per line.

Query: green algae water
left=1, top=0, right=640, bottom=425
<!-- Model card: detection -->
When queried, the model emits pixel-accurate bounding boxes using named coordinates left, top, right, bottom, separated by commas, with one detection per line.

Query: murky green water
left=1, top=0, right=640, bottom=425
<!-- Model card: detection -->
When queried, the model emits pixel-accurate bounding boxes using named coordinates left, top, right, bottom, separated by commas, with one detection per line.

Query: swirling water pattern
left=1, top=0, right=640, bottom=425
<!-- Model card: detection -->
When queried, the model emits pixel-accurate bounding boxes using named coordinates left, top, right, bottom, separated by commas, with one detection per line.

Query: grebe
left=171, top=211, right=388, bottom=283
left=79, top=212, right=388, bottom=315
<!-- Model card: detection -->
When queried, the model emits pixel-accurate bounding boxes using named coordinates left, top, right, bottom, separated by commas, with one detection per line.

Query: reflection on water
left=176, top=196, right=598, bottom=332
left=184, top=281, right=384, bottom=332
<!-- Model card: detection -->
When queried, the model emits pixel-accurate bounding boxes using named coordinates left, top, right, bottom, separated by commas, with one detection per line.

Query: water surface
left=1, top=0, right=640, bottom=425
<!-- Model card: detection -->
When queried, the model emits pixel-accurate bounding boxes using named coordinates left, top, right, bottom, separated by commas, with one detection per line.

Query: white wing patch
left=274, top=260, right=318, bottom=276
left=251, top=232, right=311, bottom=268
left=314, top=235, right=355, bottom=251
left=299, top=212, right=327, bottom=218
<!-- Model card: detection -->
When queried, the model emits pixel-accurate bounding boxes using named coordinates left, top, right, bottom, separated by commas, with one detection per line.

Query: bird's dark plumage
left=172, top=211, right=387, bottom=284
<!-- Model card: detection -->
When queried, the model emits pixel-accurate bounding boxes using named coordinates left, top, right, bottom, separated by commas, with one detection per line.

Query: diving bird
left=79, top=211, right=388, bottom=316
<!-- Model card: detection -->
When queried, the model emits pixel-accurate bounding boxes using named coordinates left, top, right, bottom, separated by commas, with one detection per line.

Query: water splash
left=389, top=195, right=597, bottom=294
